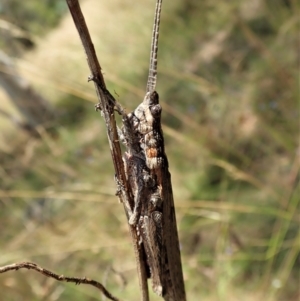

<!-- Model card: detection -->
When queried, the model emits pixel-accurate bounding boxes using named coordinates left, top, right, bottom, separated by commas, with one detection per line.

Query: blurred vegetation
left=0, top=0, right=299, bottom=300
left=0, top=0, right=67, bottom=34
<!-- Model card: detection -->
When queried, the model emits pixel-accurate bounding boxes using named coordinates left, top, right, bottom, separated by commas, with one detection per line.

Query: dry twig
left=0, top=262, right=121, bottom=301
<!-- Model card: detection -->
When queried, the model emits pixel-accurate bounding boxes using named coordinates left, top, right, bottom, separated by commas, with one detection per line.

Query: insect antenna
left=146, top=0, right=162, bottom=93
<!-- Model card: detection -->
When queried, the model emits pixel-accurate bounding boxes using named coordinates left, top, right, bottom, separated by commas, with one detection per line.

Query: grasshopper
left=97, top=0, right=185, bottom=298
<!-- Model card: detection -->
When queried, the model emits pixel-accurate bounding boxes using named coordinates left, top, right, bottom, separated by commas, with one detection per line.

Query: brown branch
left=0, top=262, right=121, bottom=301
left=65, top=1, right=149, bottom=300
left=65, top=0, right=130, bottom=217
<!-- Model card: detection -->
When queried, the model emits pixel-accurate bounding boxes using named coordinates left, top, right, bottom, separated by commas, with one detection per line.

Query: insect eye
left=150, top=104, right=161, bottom=117
left=149, top=91, right=159, bottom=105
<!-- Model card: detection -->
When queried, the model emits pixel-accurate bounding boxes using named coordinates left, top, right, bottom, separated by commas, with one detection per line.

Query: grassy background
left=0, top=0, right=299, bottom=300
